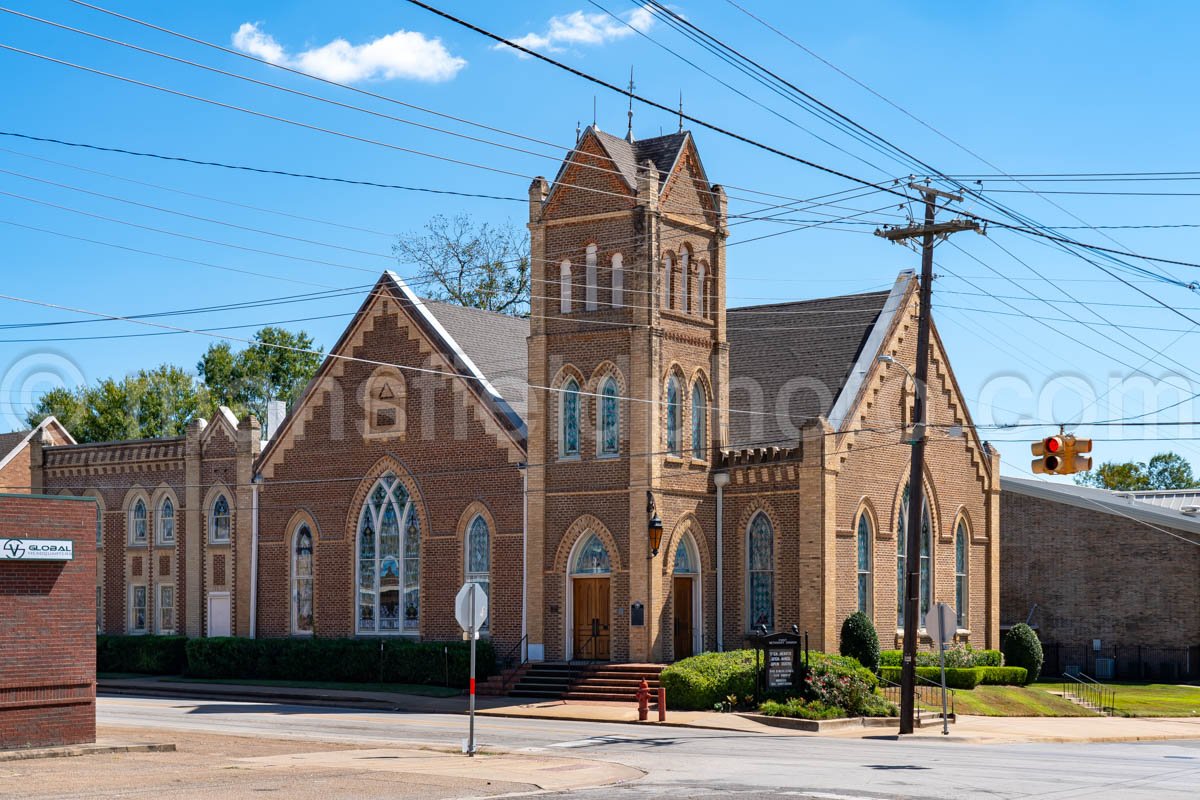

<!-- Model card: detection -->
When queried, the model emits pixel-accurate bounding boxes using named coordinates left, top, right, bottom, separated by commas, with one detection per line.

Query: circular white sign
left=455, top=582, right=489, bottom=631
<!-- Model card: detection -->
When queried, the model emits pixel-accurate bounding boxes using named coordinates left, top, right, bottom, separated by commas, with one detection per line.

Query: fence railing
left=1061, top=672, right=1116, bottom=716
left=878, top=676, right=955, bottom=721
left=1042, top=643, right=1198, bottom=681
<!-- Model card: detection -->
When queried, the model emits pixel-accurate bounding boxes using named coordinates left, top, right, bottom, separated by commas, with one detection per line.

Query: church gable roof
left=592, top=127, right=690, bottom=191
left=422, top=300, right=529, bottom=421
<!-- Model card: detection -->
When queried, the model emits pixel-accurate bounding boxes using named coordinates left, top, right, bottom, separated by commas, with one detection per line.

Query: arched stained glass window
left=466, top=515, right=490, bottom=631
left=561, top=378, right=581, bottom=456
left=691, top=382, right=706, bottom=460
left=293, top=524, right=313, bottom=634
left=210, top=495, right=231, bottom=544
left=679, top=248, right=689, bottom=312
left=674, top=535, right=697, bottom=574
left=748, top=512, right=774, bottom=630
left=955, top=520, right=968, bottom=628
left=599, top=377, right=619, bottom=456
left=611, top=253, right=624, bottom=307
left=129, top=498, right=147, bottom=546
left=662, top=253, right=673, bottom=309
left=157, top=498, right=175, bottom=545
left=666, top=376, right=681, bottom=456
left=896, top=482, right=932, bottom=627
left=357, top=473, right=420, bottom=633
left=572, top=533, right=611, bottom=575
left=856, top=511, right=872, bottom=614
left=697, top=262, right=707, bottom=317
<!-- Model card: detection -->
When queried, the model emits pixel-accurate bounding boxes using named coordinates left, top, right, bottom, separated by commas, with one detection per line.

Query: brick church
left=28, top=125, right=1001, bottom=664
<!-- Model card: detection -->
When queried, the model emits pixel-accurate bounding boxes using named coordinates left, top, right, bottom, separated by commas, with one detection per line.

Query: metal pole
left=468, top=584, right=477, bottom=757
left=899, top=194, right=935, bottom=735
left=939, top=608, right=949, bottom=736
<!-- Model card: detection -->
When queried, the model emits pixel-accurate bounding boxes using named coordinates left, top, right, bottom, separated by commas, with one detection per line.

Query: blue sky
left=3, top=0, right=1200, bottom=479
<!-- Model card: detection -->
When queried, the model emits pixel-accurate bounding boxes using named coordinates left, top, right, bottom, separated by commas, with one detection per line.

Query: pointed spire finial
left=626, top=66, right=635, bottom=143
left=678, top=91, right=684, bottom=133
left=576, top=120, right=581, bottom=141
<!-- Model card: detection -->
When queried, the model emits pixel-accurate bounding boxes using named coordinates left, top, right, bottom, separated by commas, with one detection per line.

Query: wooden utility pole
left=875, top=184, right=980, bottom=735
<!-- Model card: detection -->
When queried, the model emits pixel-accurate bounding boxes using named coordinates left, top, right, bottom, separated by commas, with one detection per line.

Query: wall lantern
left=647, top=491, right=664, bottom=557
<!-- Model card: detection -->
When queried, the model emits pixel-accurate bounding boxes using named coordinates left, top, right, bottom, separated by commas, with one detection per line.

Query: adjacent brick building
left=1002, top=477, right=1200, bottom=679
left=0, top=417, right=73, bottom=493
left=26, top=126, right=1001, bottom=664
left=0, top=493, right=97, bottom=748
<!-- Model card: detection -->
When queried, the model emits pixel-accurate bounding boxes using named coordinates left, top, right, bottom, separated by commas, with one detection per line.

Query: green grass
left=919, top=685, right=1094, bottom=717
left=1034, top=680, right=1200, bottom=718
left=100, top=673, right=461, bottom=698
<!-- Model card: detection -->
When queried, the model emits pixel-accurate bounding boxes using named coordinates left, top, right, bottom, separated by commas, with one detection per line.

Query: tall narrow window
left=666, top=376, right=681, bottom=456
left=465, top=515, right=490, bottom=631
left=679, top=248, right=689, bottom=312
left=157, top=497, right=175, bottom=545
left=955, top=520, right=968, bottom=628
left=690, top=382, right=707, bottom=460
left=897, top=483, right=932, bottom=627
left=357, top=473, right=421, bottom=633
left=748, top=512, right=774, bottom=630
left=585, top=244, right=598, bottom=310
left=157, top=583, right=175, bottom=634
left=129, top=585, right=147, bottom=633
left=599, top=377, right=619, bottom=456
left=611, top=253, right=624, bottom=307
left=856, top=512, right=872, bottom=614
left=560, top=259, right=572, bottom=314
left=129, top=498, right=147, bottom=546
left=293, top=524, right=314, bottom=634
left=561, top=378, right=581, bottom=457
left=697, top=262, right=707, bottom=318
left=662, top=253, right=672, bottom=309
left=210, top=495, right=231, bottom=544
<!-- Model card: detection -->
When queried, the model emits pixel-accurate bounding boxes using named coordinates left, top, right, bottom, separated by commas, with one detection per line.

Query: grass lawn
left=99, top=673, right=461, bottom=698
left=1034, top=680, right=1200, bottom=718
left=919, top=685, right=1094, bottom=717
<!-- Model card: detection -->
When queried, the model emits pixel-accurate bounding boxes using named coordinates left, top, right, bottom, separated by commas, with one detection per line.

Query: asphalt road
left=98, top=696, right=1200, bottom=799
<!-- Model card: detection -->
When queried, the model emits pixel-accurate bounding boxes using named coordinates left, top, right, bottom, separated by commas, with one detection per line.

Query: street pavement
left=95, top=695, right=1200, bottom=798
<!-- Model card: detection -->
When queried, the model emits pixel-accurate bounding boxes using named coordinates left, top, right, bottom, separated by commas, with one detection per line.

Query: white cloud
left=232, top=22, right=466, bottom=83
left=497, top=5, right=655, bottom=56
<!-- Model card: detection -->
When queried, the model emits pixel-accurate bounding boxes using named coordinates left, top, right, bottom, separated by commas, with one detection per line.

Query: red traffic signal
left=1031, top=434, right=1091, bottom=475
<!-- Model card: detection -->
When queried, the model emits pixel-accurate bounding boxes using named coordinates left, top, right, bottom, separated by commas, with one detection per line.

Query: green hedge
left=184, top=637, right=493, bottom=688
left=879, top=647, right=1002, bottom=669
left=97, top=635, right=188, bottom=675
left=880, top=666, right=985, bottom=690
left=979, top=666, right=1028, bottom=686
left=660, top=650, right=757, bottom=710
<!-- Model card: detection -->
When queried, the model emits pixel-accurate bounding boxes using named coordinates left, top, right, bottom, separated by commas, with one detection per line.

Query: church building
left=30, top=124, right=1001, bottom=665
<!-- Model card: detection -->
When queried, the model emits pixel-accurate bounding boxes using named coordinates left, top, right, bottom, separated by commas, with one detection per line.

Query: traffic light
left=1031, top=435, right=1066, bottom=474
left=1031, top=434, right=1093, bottom=475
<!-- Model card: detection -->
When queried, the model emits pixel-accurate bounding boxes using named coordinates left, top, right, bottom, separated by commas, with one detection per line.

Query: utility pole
left=875, top=183, right=981, bottom=735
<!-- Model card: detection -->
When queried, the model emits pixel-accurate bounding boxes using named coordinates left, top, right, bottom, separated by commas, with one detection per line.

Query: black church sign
left=751, top=630, right=809, bottom=695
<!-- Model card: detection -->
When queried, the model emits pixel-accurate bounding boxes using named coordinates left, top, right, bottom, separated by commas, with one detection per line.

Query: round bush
left=839, top=611, right=881, bottom=673
left=660, top=650, right=757, bottom=710
left=1001, top=623, right=1043, bottom=684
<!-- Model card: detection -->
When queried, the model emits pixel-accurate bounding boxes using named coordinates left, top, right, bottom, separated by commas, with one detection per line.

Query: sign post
left=924, top=602, right=955, bottom=736
left=454, top=582, right=488, bottom=757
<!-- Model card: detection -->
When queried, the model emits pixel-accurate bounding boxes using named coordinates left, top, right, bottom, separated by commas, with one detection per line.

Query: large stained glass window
left=561, top=378, right=580, bottom=457
left=600, top=377, right=619, bottom=456
left=666, top=376, right=681, bottom=456
left=357, top=474, right=421, bottom=633
left=691, top=382, right=706, bottom=460
left=466, top=515, right=490, bottom=631
left=210, top=495, right=231, bottom=543
left=293, top=524, right=314, bottom=634
left=856, top=512, right=872, bottom=614
left=955, top=520, right=968, bottom=628
left=748, top=512, right=774, bottom=630
left=897, top=482, right=932, bottom=628
left=674, top=534, right=697, bottom=574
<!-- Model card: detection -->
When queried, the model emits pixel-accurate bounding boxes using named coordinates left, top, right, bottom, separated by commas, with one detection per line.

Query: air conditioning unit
left=1094, top=658, right=1115, bottom=680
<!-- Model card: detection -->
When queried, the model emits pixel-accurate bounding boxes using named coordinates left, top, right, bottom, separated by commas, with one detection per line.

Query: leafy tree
left=393, top=213, right=530, bottom=316
left=1075, top=451, right=1200, bottom=491
left=839, top=611, right=881, bottom=673
left=1001, top=623, right=1043, bottom=684
left=198, top=327, right=323, bottom=423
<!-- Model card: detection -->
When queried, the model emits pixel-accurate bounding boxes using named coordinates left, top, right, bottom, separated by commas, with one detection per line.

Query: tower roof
left=589, top=127, right=690, bottom=191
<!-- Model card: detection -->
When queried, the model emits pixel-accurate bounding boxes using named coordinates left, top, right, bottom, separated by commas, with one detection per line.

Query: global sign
left=0, top=538, right=74, bottom=561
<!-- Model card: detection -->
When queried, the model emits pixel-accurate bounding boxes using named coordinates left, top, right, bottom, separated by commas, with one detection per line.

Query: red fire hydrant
left=636, top=677, right=650, bottom=722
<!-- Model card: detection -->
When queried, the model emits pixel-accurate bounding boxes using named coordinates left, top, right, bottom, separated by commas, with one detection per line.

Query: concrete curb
left=0, top=742, right=175, bottom=762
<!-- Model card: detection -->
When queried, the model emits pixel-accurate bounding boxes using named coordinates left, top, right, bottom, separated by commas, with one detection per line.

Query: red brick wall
left=0, top=494, right=97, bottom=749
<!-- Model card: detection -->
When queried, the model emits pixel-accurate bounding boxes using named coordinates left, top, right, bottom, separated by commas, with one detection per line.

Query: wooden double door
left=572, top=577, right=610, bottom=660
left=673, top=576, right=695, bottom=660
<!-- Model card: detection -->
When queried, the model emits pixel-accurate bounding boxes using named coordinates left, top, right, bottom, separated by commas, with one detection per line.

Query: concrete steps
left=506, top=662, right=667, bottom=702
left=476, top=663, right=530, bottom=696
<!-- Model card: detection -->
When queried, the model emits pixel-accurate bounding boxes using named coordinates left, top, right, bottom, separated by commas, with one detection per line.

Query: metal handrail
left=1061, top=672, right=1116, bottom=716
left=498, top=634, right=529, bottom=693
left=878, top=675, right=956, bottom=720
left=914, top=672, right=956, bottom=718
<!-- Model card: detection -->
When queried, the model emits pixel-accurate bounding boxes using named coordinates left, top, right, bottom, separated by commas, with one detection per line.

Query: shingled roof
left=423, top=300, right=530, bottom=421
left=726, top=288, right=896, bottom=448
left=590, top=127, right=690, bottom=191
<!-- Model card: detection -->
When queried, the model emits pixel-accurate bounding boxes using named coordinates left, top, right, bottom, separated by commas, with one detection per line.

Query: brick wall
left=0, top=494, right=97, bottom=749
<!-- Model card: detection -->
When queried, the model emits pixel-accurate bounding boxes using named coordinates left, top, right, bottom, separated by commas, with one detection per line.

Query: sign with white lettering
left=766, top=645, right=795, bottom=690
left=0, top=538, right=74, bottom=561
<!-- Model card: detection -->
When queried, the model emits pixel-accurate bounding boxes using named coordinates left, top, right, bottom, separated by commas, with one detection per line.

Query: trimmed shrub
left=758, top=698, right=844, bottom=720
left=183, top=637, right=493, bottom=688
left=805, top=653, right=882, bottom=715
left=879, top=646, right=1002, bottom=669
left=1002, top=624, right=1043, bottom=684
left=660, top=650, right=757, bottom=711
left=880, top=666, right=984, bottom=690
left=979, top=666, right=1028, bottom=686
left=839, top=612, right=881, bottom=673
left=97, top=635, right=187, bottom=675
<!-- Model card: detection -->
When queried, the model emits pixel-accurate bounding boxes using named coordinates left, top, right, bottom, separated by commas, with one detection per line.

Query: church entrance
left=572, top=577, right=610, bottom=660
left=672, top=531, right=701, bottom=661
left=672, top=576, right=694, bottom=659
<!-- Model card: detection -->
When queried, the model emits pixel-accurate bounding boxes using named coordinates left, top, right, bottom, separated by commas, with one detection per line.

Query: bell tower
left=525, top=123, right=727, bottom=663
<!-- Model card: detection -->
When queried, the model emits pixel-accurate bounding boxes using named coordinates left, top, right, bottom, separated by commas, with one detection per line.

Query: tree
left=1001, top=623, right=1043, bottom=684
left=839, top=611, right=881, bottom=673
left=393, top=213, right=530, bottom=316
left=199, top=327, right=323, bottom=423
left=1075, top=451, right=1200, bottom=491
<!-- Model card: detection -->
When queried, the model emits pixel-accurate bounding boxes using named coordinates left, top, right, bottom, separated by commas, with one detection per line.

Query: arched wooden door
left=572, top=577, right=610, bottom=660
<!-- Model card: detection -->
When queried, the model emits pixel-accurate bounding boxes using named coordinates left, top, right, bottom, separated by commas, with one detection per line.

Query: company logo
left=2, top=539, right=25, bottom=559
